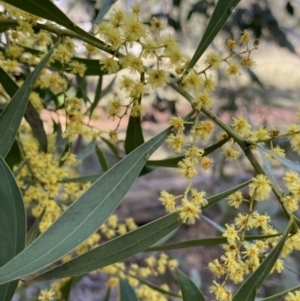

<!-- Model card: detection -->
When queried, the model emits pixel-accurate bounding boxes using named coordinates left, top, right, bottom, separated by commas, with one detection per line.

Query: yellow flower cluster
left=38, top=289, right=55, bottom=301
left=60, top=214, right=137, bottom=262
left=100, top=253, right=178, bottom=300
left=207, top=170, right=300, bottom=301
left=99, top=214, right=137, bottom=239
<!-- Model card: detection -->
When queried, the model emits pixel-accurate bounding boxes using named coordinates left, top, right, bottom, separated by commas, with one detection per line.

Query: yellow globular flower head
left=120, top=53, right=144, bottom=73
left=109, top=9, right=125, bottom=27
left=239, top=30, right=251, bottom=45
left=52, top=44, right=73, bottom=64
left=61, top=152, right=77, bottom=164
left=285, top=290, right=300, bottom=301
left=254, top=125, right=271, bottom=141
left=169, top=116, right=185, bottom=134
left=190, top=188, right=207, bottom=206
left=181, top=70, right=204, bottom=92
left=165, top=46, right=184, bottom=67
left=271, top=259, right=284, bottom=274
left=150, top=17, right=164, bottom=32
left=159, top=190, right=176, bottom=212
left=204, top=51, right=221, bottom=69
left=200, top=156, right=214, bottom=170
left=107, top=214, right=118, bottom=229
left=7, top=44, right=23, bottom=59
left=109, top=129, right=118, bottom=143
left=242, top=243, right=259, bottom=261
left=131, top=4, right=141, bottom=14
left=283, top=171, right=300, bottom=190
left=209, top=281, right=232, bottom=301
left=85, top=43, right=98, bottom=55
left=208, top=259, right=226, bottom=278
left=166, top=134, right=187, bottom=153
left=226, top=39, right=237, bottom=51
left=192, top=120, right=215, bottom=140
left=223, top=224, right=239, bottom=245
left=249, top=174, right=272, bottom=201
left=145, top=255, right=156, bottom=268
left=177, top=158, right=198, bottom=179
left=38, top=289, right=55, bottom=301
left=226, top=62, right=241, bottom=78
left=290, top=134, right=300, bottom=155
left=107, top=97, right=122, bottom=119
left=120, top=75, right=134, bottom=91
left=129, top=81, right=147, bottom=99
left=264, top=145, right=285, bottom=166
left=230, top=116, right=251, bottom=137
left=146, top=69, right=170, bottom=88
left=240, top=57, right=255, bottom=68
left=283, top=195, right=299, bottom=212
left=17, top=20, right=34, bottom=35
left=124, top=15, right=147, bottom=42
left=178, top=198, right=201, bottom=224
left=234, top=212, right=254, bottom=231
left=251, top=211, right=271, bottom=229
left=287, top=123, right=300, bottom=135
left=125, top=217, right=137, bottom=230
left=222, top=146, right=240, bottom=161
left=184, top=146, right=204, bottom=163
left=131, top=103, right=144, bottom=117
left=227, top=191, right=244, bottom=209
left=203, top=76, right=215, bottom=92
left=289, top=183, right=300, bottom=201
left=192, top=92, right=213, bottom=111
left=99, top=56, right=119, bottom=74
left=167, top=259, right=178, bottom=269
left=68, top=60, right=87, bottom=77
left=29, top=91, right=43, bottom=111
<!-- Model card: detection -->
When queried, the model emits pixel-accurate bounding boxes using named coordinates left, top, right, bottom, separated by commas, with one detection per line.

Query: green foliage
left=0, top=1, right=299, bottom=301
left=0, top=157, right=26, bottom=301
left=176, top=268, right=205, bottom=301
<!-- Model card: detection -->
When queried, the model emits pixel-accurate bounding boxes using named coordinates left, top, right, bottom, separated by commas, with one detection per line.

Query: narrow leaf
left=24, top=103, right=47, bottom=152
left=5, top=140, right=21, bottom=169
left=2, top=0, right=103, bottom=46
left=92, top=0, right=116, bottom=25
left=89, top=76, right=102, bottom=118
left=203, top=179, right=251, bottom=209
left=59, top=275, right=83, bottom=301
left=0, top=19, right=17, bottom=32
left=56, top=57, right=110, bottom=76
left=186, top=0, right=241, bottom=71
left=100, top=137, right=120, bottom=158
left=259, top=284, right=300, bottom=301
left=233, top=218, right=293, bottom=301
left=33, top=213, right=180, bottom=281
left=259, top=145, right=300, bottom=173
left=0, top=157, right=26, bottom=301
left=146, top=137, right=230, bottom=167
left=176, top=268, right=205, bottom=301
left=0, top=68, right=47, bottom=152
left=26, top=210, right=45, bottom=247
left=125, top=116, right=144, bottom=154
left=103, top=288, right=111, bottom=301
left=0, top=45, right=55, bottom=158
left=96, top=145, right=109, bottom=172
left=76, top=140, right=96, bottom=161
left=145, top=234, right=281, bottom=252
left=119, top=278, right=139, bottom=301
left=0, top=127, right=170, bottom=284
